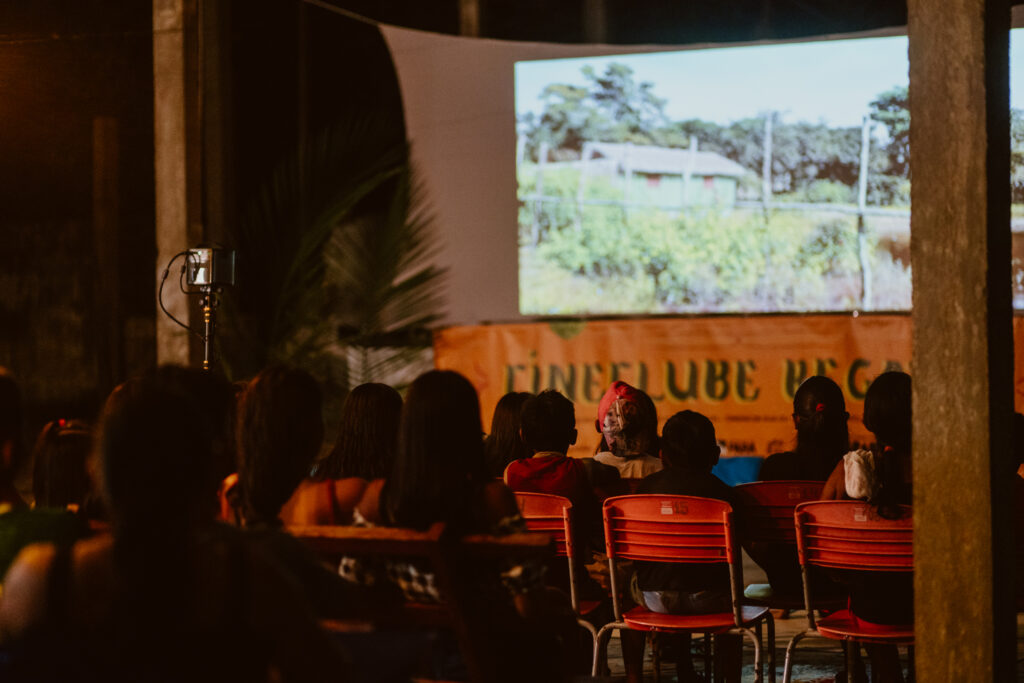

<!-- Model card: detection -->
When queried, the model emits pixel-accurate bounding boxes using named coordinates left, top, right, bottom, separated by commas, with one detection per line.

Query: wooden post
left=683, top=134, right=697, bottom=207
left=908, top=0, right=1014, bottom=680
left=532, top=142, right=548, bottom=246
left=583, top=0, right=609, bottom=43
left=92, top=117, right=123, bottom=394
left=153, top=0, right=203, bottom=365
left=459, top=0, right=480, bottom=37
left=761, top=112, right=773, bottom=221
left=856, top=115, right=873, bottom=310
left=576, top=142, right=592, bottom=232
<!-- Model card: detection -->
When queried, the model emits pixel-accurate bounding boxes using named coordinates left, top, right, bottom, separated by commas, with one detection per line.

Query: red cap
left=597, top=381, right=642, bottom=426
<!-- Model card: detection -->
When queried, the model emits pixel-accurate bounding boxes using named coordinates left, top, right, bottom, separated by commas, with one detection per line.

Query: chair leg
left=577, top=618, right=598, bottom=676
left=845, top=640, right=858, bottom=683
left=756, top=621, right=764, bottom=682
left=738, top=627, right=763, bottom=683
left=704, top=632, right=713, bottom=682
left=781, top=629, right=811, bottom=683
left=592, top=622, right=620, bottom=677
left=651, top=632, right=661, bottom=683
left=766, top=613, right=776, bottom=683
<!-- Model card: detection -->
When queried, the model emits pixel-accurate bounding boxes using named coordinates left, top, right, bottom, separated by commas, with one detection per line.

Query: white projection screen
left=381, top=21, right=1024, bottom=325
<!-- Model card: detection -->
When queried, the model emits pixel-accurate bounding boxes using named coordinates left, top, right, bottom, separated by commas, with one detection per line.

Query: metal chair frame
left=514, top=492, right=601, bottom=656
left=593, top=494, right=776, bottom=683
left=782, top=500, right=914, bottom=683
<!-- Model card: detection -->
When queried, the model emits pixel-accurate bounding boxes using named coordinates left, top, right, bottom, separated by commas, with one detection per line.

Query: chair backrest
left=733, top=480, right=823, bottom=544
left=515, top=491, right=572, bottom=558
left=515, top=491, right=582, bottom=609
left=602, top=494, right=743, bottom=621
left=290, top=522, right=552, bottom=683
left=793, top=501, right=913, bottom=573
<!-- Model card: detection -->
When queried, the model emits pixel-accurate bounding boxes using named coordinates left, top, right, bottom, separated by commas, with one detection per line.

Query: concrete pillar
left=153, top=0, right=202, bottom=365
left=908, top=0, right=1014, bottom=680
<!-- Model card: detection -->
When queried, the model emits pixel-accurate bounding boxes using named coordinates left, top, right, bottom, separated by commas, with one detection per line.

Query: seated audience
left=0, top=367, right=345, bottom=681
left=342, top=370, right=576, bottom=682
left=503, top=389, right=614, bottom=597
left=760, top=375, right=849, bottom=482
left=282, top=382, right=402, bottom=525
left=30, top=419, right=91, bottom=511
left=236, top=366, right=379, bottom=618
left=0, top=420, right=92, bottom=582
left=822, top=370, right=913, bottom=683
left=484, top=391, right=533, bottom=478
left=593, top=381, right=663, bottom=480
left=626, top=410, right=739, bottom=683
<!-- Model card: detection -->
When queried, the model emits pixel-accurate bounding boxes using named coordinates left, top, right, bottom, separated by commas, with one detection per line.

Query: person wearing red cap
left=593, top=381, right=663, bottom=479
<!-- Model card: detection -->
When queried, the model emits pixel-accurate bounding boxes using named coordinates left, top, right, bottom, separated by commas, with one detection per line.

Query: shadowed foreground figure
left=0, top=367, right=345, bottom=682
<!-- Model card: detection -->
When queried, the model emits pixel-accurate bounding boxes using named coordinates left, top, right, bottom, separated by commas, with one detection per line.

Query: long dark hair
left=381, top=370, right=486, bottom=530
left=236, top=366, right=324, bottom=524
left=792, top=376, right=849, bottom=478
left=97, top=367, right=232, bottom=540
left=863, top=371, right=912, bottom=519
left=315, top=383, right=402, bottom=481
left=483, top=391, right=532, bottom=477
left=31, top=419, right=92, bottom=509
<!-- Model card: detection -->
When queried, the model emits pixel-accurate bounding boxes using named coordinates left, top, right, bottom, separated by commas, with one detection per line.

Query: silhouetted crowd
left=0, top=363, right=1003, bottom=683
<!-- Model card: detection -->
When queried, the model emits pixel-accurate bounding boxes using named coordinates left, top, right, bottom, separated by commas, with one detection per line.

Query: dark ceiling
left=328, top=1, right=916, bottom=44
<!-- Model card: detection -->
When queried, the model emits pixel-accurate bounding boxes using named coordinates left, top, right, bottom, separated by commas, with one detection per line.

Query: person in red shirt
left=504, top=390, right=617, bottom=601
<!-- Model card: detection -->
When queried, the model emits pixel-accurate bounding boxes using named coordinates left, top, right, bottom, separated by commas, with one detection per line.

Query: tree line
left=520, top=62, right=1024, bottom=206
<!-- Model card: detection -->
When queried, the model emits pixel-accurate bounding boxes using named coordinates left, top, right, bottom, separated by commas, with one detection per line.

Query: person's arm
left=0, top=543, right=56, bottom=644
left=820, top=459, right=848, bottom=500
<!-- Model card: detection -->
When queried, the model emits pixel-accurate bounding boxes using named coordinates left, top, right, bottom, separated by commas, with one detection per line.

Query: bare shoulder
left=354, top=478, right=386, bottom=524
left=820, top=459, right=848, bottom=500
left=0, top=542, right=58, bottom=641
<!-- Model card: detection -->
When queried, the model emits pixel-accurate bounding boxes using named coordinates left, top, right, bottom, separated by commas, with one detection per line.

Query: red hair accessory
left=815, top=403, right=826, bottom=413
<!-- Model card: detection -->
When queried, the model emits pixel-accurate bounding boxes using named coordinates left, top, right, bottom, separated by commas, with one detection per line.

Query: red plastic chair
left=515, top=492, right=601, bottom=652
left=782, top=501, right=914, bottom=683
left=594, top=494, right=775, bottom=683
left=733, top=480, right=835, bottom=609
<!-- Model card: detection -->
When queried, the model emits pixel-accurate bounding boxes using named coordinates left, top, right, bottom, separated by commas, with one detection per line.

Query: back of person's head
left=31, top=419, right=92, bottom=509
left=596, top=381, right=658, bottom=458
left=0, top=368, right=25, bottom=489
left=237, top=366, right=323, bottom=524
left=863, top=371, right=912, bottom=453
left=318, top=382, right=402, bottom=480
left=520, top=390, right=577, bottom=454
left=792, top=376, right=850, bottom=469
left=660, top=410, right=720, bottom=472
left=97, top=367, right=232, bottom=537
left=483, top=391, right=533, bottom=477
left=383, top=370, right=485, bottom=529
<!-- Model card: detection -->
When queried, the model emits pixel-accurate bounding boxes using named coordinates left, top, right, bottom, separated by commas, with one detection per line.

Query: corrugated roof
left=587, top=142, right=750, bottom=178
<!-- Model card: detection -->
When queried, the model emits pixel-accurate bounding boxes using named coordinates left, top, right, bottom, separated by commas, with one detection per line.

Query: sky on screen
left=516, top=30, right=1024, bottom=129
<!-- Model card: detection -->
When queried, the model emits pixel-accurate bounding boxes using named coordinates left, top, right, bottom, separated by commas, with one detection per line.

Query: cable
left=158, top=251, right=204, bottom=340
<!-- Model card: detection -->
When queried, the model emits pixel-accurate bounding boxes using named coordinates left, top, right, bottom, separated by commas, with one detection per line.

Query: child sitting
left=628, top=410, right=739, bottom=683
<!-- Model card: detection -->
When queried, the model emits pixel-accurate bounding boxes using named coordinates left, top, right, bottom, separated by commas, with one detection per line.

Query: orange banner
left=434, top=314, right=927, bottom=459
left=436, top=315, right=1024, bottom=460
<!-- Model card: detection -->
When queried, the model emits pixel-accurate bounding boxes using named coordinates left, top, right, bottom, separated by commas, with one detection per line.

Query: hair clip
left=815, top=403, right=826, bottom=413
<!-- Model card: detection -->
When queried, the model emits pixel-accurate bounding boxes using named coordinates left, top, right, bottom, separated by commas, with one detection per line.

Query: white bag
left=843, top=448, right=880, bottom=501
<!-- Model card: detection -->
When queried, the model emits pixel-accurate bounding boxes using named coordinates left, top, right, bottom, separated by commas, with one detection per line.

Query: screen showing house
left=515, top=32, right=1024, bottom=316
